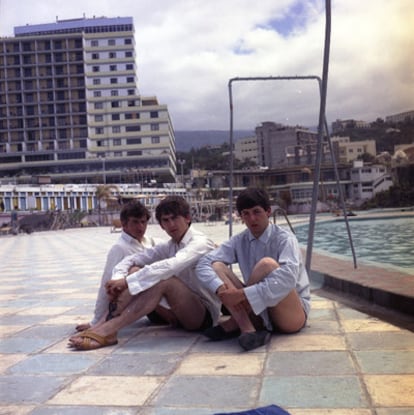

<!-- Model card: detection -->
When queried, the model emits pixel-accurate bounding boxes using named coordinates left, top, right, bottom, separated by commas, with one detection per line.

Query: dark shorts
left=147, top=309, right=213, bottom=331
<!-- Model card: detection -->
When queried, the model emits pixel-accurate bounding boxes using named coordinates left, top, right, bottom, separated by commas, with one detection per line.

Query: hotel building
left=0, top=16, right=176, bottom=185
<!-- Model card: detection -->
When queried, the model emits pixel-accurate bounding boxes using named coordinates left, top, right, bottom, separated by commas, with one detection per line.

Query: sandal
left=69, top=330, right=118, bottom=350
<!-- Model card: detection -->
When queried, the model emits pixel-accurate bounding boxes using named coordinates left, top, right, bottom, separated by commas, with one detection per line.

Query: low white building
left=350, top=161, right=393, bottom=205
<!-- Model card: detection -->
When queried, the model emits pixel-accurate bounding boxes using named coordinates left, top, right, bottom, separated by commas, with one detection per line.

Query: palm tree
left=95, top=184, right=119, bottom=225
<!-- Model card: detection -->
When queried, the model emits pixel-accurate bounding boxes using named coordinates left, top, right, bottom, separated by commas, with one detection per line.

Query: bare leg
left=248, top=257, right=306, bottom=333
left=69, top=277, right=207, bottom=349
left=212, top=262, right=256, bottom=333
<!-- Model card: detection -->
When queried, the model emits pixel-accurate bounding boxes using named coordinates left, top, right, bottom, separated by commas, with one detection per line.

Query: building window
left=112, top=114, right=120, bottom=120
left=125, top=51, right=133, bottom=57
left=92, top=53, right=99, bottom=60
left=112, top=126, right=121, bottom=133
left=124, top=38, right=132, bottom=45
left=151, top=124, right=159, bottom=131
left=92, top=66, right=100, bottom=72
left=113, top=139, right=122, bottom=146
left=126, top=64, right=133, bottom=70
left=110, top=78, right=118, bottom=84
left=126, top=138, right=142, bottom=144
left=95, top=127, right=104, bottom=135
left=150, top=111, right=158, bottom=118
left=108, top=39, right=116, bottom=46
left=127, top=76, right=134, bottom=83
left=95, top=102, right=104, bottom=109
left=93, top=79, right=101, bottom=85
left=93, top=91, right=101, bottom=97
left=111, top=101, right=120, bottom=108
left=151, top=136, right=160, bottom=144
left=110, top=65, right=117, bottom=71
left=126, top=126, right=141, bottom=132
left=91, top=40, right=99, bottom=47
left=109, top=52, right=116, bottom=58
left=95, top=115, right=103, bottom=122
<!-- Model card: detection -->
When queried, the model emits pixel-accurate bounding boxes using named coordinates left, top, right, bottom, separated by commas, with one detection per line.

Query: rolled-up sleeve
left=196, top=240, right=238, bottom=294
left=125, top=229, right=215, bottom=295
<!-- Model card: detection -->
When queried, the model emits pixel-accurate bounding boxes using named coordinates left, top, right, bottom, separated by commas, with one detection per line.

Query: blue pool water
left=293, top=216, right=414, bottom=271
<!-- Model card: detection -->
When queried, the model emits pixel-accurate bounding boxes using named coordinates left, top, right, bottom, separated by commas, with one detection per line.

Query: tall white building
left=0, top=16, right=176, bottom=184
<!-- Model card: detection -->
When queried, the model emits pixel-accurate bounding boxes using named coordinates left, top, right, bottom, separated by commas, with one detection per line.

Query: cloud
left=0, top=0, right=413, bottom=130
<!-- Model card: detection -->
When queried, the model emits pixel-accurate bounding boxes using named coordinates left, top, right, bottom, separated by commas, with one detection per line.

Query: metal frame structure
left=227, top=0, right=357, bottom=273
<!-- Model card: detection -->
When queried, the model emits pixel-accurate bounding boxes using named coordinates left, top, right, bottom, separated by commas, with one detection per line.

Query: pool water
left=293, top=216, right=414, bottom=271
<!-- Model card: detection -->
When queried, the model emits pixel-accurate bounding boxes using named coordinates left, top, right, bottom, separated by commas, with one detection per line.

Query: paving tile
left=30, top=407, right=138, bottom=415
left=152, top=375, right=259, bottom=408
left=7, top=353, right=100, bottom=375
left=355, top=351, right=414, bottom=374
left=141, top=407, right=219, bottom=415
left=266, top=351, right=356, bottom=376
left=0, top=336, right=52, bottom=354
left=376, top=409, right=414, bottom=415
left=118, top=333, right=197, bottom=353
left=0, top=375, right=68, bottom=404
left=341, top=319, right=402, bottom=332
left=270, top=334, right=347, bottom=351
left=177, top=353, right=265, bottom=376
left=48, top=375, right=163, bottom=406
left=260, top=376, right=368, bottom=408
left=88, top=353, right=179, bottom=376
left=364, top=375, right=414, bottom=407
left=0, top=405, right=35, bottom=415
left=307, top=308, right=338, bottom=321
left=347, top=331, right=414, bottom=350
left=290, top=410, right=371, bottom=415
left=0, top=354, right=27, bottom=373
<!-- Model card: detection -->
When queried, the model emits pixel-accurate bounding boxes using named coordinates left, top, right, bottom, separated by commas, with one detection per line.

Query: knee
left=256, top=257, right=279, bottom=273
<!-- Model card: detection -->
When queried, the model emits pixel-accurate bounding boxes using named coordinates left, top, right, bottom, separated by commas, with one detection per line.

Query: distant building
left=255, top=122, right=329, bottom=168
left=350, top=160, right=393, bottom=205
left=331, top=136, right=377, bottom=163
left=0, top=16, right=176, bottom=185
left=234, top=136, right=258, bottom=164
left=332, top=119, right=370, bottom=133
left=385, top=110, right=414, bottom=123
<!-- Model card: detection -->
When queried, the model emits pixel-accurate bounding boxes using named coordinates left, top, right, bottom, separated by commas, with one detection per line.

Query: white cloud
left=0, top=0, right=413, bottom=129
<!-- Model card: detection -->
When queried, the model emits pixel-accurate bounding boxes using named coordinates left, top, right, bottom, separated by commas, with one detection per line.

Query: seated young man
left=75, top=200, right=158, bottom=332
left=196, top=188, right=311, bottom=351
left=69, top=196, right=221, bottom=350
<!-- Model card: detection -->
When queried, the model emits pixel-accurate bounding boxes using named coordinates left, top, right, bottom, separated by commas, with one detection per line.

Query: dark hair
left=120, top=200, right=150, bottom=224
left=236, top=188, right=271, bottom=214
left=155, top=196, right=190, bottom=222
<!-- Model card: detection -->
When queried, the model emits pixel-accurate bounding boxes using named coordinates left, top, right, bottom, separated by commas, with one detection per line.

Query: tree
left=95, top=184, right=119, bottom=225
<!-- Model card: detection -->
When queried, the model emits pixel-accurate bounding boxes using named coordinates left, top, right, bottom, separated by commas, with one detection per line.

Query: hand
left=105, top=278, right=127, bottom=300
left=218, top=286, right=246, bottom=309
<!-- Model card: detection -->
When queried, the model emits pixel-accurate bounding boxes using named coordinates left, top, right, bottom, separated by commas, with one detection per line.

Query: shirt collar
left=248, top=223, right=272, bottom=244
left=121, top=230, right=145, bottom=246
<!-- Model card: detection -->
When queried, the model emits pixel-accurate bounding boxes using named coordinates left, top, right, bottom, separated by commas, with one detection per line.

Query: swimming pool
left=293, top=216, right=414, bottom=272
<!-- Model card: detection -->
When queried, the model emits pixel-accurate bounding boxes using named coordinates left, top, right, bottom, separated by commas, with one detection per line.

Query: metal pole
left=305, top=0, right=331, bottom=273
left=228, top=80, right=235, bottom=238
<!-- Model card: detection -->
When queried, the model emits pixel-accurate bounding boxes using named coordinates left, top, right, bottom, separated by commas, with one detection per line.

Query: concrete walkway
left=0, top=224, right=413, bottom=414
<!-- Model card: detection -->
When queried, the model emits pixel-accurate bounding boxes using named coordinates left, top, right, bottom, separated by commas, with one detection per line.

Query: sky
left=0, top=0, right=413, bottom=131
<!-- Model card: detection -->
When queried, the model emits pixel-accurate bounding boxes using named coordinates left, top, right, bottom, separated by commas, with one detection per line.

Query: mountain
left=174, top=130, right=254, bottom=152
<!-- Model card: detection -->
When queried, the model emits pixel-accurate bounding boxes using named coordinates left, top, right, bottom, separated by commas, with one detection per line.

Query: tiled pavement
left=0, top=224, right=413, bottom=415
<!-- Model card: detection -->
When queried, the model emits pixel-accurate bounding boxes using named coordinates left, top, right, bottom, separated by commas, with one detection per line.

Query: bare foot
left=75, top=322, right=91, bottom=332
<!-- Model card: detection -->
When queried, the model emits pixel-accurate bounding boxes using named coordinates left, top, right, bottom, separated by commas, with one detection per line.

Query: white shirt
left=112, top=226, right=222, bottom=325
left=196, top=223, right=311, bottom=330
left=91, top=230, right=157, bottom=324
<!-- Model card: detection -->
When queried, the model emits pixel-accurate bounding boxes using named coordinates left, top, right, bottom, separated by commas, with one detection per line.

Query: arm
left=126, top=233, right=216, bottom=295
left=196, top=239, right=238, bottom=295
